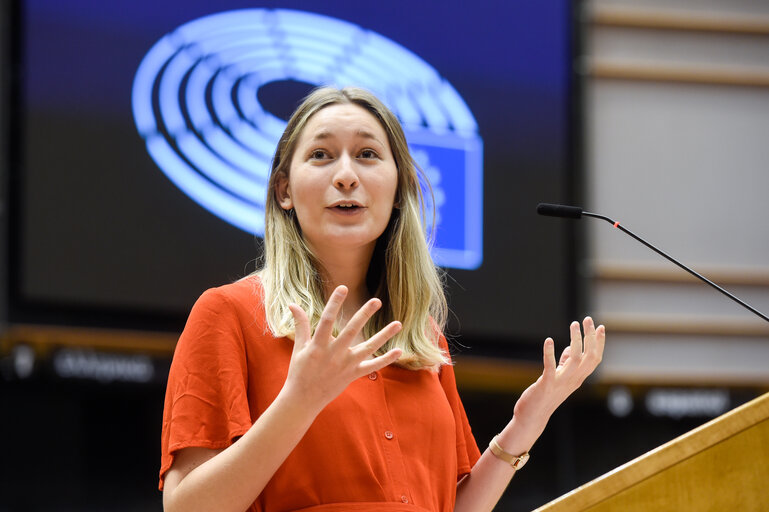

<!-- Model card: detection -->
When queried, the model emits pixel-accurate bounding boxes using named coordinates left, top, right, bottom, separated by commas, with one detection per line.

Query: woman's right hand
left=164, top=286, right=402, bottom=512
left=282, top=285, right=403, bottom=411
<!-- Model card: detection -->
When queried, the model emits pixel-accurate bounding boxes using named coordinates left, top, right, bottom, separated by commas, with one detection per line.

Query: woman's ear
left=275, top=175, right=293, bottom=210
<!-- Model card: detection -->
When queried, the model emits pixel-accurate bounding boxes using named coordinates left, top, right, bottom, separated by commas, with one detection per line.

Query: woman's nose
left=334, top=155, right=359, bottom=189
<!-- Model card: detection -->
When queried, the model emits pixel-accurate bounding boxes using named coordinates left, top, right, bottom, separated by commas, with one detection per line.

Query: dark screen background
left=12, top=0, right=577, bottom=347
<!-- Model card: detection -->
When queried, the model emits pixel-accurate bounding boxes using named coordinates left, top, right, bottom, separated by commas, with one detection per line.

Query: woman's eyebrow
left=355, top=129, right=385, bottom=145
left=310, top=130, right=334, bottom=141
left=309, top=129, right=384, bottom=145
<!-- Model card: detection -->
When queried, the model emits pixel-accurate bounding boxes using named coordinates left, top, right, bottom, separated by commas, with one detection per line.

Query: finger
left=593, top=324, right=606, bottom=364
left=358, top=348, right=403, bottom=375
left=582, top=316, right=599, bottom=360
left=542, top=337, right=556, bottom=379
left=569, top=320, right=583, bottom=357
left=351, top=321, right=402, bottom=359
left=337, top=298, right=382, bottom=346
left=583, top=316, right=596, bottom=337
left=582, top=316, right=596, bottom=347
left=288, top=304, right=311, bottom=351
left=315, top=286, right=348, bottom=345
left=559, top=346, right=571, bottom=367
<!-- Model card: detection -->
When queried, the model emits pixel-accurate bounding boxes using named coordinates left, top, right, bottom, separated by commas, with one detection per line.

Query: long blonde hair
left=257, top=86, right=448, bottom=370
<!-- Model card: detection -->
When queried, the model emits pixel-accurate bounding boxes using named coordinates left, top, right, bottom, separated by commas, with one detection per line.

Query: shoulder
left=178, top=276, right=268, bottom=346
left=191, top=276, right=264, bottom=317
left=198, top=275, right=263, bottom=303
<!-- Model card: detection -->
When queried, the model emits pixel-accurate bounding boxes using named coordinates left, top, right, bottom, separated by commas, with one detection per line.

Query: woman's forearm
left=454, top=449, right=516, bottom=512
left=454, top=415, right=538, bottom=512
left=163, top=388, right=322, bottom=512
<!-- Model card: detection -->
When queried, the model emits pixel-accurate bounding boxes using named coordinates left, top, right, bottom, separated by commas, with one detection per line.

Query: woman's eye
left=310, top=149, right=327, bottom=159
left=360, top=149, right=378, bottom=159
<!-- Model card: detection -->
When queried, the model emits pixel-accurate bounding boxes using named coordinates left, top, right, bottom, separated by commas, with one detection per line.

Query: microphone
left=536, top=203, right=583, bottom=219
left=537, top=203, right=769, bottom=324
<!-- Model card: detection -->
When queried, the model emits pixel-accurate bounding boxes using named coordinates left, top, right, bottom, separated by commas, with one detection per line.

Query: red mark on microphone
left=613, top=222, right=620, bottom=228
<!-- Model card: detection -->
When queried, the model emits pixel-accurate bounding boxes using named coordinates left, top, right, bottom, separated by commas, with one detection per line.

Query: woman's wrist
left=494, top=414, right=548, bottom=456
left=274, top=382, right=328, bottom=424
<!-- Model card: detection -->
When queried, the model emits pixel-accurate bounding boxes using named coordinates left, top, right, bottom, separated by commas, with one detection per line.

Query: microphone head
left=537, top=203, right=583, bottom=219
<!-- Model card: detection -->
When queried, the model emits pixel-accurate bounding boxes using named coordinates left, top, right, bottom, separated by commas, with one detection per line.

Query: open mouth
left=330, top=201, right=364, bottom=212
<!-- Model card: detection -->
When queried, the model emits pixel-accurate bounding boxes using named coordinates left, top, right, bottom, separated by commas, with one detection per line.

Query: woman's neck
left=312, top=242, right=376, bottom=316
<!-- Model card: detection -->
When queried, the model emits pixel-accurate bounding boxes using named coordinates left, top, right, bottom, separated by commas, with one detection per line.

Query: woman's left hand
left=508, top=317, right=606, bottom=451
left=454, top=318, right=605, bottom=512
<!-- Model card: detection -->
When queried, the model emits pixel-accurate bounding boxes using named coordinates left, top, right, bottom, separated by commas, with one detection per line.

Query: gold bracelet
left=489, top=435, right=530, bottom=470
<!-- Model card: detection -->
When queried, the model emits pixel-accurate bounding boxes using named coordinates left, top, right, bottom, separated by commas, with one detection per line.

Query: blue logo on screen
left=132, top=8, right=483, bottom=269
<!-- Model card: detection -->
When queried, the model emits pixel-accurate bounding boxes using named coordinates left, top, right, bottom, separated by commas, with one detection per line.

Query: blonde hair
left=257, top=86, right=448, bottom=370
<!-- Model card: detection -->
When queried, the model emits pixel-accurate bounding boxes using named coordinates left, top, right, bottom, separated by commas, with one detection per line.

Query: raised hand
left=282, top=285, right=403, bottom=413
left=509, top=317, right=605, bottom=450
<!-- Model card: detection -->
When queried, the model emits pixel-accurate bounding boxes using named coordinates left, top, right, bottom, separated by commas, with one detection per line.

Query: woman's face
left=277, top=103, right=399, bottom=258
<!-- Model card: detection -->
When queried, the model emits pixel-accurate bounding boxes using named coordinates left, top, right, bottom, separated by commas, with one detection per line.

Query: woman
left=160, top=86, right=605, bottom=512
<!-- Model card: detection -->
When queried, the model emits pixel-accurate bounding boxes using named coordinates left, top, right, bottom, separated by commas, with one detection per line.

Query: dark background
left=10, top=0, right=576, bottom=343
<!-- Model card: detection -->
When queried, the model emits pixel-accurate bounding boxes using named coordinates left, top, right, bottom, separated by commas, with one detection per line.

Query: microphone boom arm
left=582, top=210, right=769, bottom=324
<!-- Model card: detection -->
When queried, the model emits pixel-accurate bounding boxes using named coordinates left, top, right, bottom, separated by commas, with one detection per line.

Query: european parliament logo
left=132, top=8, right=483, bottom=269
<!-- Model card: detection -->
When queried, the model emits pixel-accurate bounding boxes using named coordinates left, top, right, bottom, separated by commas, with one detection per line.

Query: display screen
left=10, top=0, right=577, bottom=347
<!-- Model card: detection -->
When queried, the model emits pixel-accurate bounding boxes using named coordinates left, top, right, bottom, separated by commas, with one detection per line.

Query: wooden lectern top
left=533, top=391, right=769, bottom=512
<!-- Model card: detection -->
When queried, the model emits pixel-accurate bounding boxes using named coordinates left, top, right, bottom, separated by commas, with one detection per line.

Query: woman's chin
left=305, top=228, right=382, bottom=255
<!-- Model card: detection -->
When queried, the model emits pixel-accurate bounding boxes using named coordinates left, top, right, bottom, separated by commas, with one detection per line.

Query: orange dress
left=160, top=277, right=481, bottom=512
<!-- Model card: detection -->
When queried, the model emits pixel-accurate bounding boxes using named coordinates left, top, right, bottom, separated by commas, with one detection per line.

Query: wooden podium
left=533, top=392, right=769, bottom=511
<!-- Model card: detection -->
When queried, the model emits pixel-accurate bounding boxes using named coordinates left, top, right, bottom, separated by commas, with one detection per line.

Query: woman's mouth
left=329, top=202, right=365, bottom=215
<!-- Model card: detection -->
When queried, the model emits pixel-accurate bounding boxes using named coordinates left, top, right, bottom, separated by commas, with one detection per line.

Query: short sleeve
left=438, top=336, right=482, bottom=480
left=159, top=288, right=253, bottom=490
